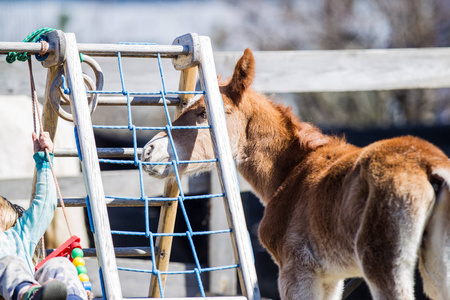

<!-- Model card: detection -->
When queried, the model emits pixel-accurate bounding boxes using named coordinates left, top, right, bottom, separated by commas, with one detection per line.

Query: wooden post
left=149, top=66, right=197, bottom=297
left=197, top=36, right=261, bottom=300
left=63, top=33, right=122, bottom=300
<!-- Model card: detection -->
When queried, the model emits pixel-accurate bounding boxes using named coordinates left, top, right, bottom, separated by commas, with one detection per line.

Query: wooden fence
left=3, top=47, right=450, bottom=98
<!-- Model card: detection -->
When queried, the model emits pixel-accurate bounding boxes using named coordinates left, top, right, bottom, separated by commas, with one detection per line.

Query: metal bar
left=77, top=43, right=188, bottom=57
left=94, top=95, right=180, bottom=106
left=0, top=41, right=55, bottom=54
left=46, top=246, right=153, bottom=257
left=59, top=95, right=180, bottom=106
left=198, top=36, right=261, bottom=300
left=0, top=41, right=188, bottom=57
left=54, top=147, right=142, bottom=158
left=64, top=32, right=122, bottom=299
left=100, top=297, right=248, bottom=300
left=58, top=197, right=165, bottom=207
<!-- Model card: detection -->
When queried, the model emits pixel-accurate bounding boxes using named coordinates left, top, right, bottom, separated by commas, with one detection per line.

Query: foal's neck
left=237, top=96, right=332, bottom=205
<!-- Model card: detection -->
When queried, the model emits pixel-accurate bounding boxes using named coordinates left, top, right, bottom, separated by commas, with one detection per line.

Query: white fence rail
left=2, top=47, right=450, bottom=98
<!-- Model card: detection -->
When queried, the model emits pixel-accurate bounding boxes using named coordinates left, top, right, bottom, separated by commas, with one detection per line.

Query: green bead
left=71, top=248, right=84, bottom=259
left=77, top=265, right=87, bottom=275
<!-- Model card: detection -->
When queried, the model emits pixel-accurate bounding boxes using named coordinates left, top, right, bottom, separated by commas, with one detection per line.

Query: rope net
left=76, top=44, right=240, bottom=298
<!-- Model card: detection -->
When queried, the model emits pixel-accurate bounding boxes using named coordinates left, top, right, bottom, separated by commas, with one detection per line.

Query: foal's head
left=141, top=48, right=256, bottom=178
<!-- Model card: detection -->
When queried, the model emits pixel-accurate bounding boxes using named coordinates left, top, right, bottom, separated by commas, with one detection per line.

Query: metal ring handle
left=49, top=55, right=104, bottom=122
left=49, top=67, right=98, bottom=122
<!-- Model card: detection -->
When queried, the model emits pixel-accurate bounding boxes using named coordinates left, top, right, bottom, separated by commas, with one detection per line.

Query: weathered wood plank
left=4, top=48, right=450, bottom=97
left=214, top=48, right=450, bottom=93
left=64, top=33, right=122, bottom=299
left=198, top=36, right=260, bottom=300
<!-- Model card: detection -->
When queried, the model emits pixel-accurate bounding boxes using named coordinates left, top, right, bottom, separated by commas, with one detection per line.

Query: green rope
left=6, top=27, right=55, bottom=63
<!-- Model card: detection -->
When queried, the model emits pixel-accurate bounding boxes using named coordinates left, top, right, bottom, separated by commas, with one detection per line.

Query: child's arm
left=13, top=132, right=57, bottom=256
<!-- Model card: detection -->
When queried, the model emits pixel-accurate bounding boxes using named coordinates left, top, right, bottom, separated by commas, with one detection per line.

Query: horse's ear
left=225, top=48, right=255, bottom=104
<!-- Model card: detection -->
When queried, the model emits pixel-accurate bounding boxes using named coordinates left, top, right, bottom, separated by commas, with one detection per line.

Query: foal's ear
left=225, top=48, right=255, bottom=104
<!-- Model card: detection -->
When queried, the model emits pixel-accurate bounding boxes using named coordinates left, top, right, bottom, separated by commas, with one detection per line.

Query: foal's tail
left=419, top=166, right=450, bottom=300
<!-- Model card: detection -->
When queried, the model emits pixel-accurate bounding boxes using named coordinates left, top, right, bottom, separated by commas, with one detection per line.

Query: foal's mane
left=219, top=71, right=344, bottom=154
left=267, top=96, right=343, bottom=152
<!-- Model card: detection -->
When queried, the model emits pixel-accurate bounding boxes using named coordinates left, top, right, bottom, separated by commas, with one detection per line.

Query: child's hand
left=32, top=132, right=54, bottom=153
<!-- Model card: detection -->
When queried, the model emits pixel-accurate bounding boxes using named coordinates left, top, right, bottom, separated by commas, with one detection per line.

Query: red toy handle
left=35, top=235, right=81, bottom=271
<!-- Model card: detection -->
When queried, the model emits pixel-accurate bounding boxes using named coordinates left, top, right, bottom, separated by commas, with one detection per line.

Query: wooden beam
left=198, top=37, right=260, bottom=300
left=64, top=33, right=122, bottom=299
left=214, top=48, right=450, bottom=93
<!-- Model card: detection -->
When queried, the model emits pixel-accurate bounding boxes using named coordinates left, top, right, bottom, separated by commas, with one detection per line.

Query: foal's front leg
left=278, top=266, right=344, bottom=300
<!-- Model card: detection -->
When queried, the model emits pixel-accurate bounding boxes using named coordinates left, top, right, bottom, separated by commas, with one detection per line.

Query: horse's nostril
left=142, top=144, right=153, bottom=159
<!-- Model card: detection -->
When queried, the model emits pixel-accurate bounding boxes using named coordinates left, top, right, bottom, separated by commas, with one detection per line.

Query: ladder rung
left=115, top=298, right=248, bottom=300
left=0, top=41, right=188, bottom=57
left=46, top=246, right=152, bottom=257
left=59, top=197, right=166, bottom=207
left=54, top=147, right=141, bottom=158
left=62, top=95, right=181, bottom=106
left=77, top=42, right=188, bottom=57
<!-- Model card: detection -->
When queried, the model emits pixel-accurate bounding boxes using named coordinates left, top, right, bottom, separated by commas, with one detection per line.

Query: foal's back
left=269, top=134, right=450, bottom=299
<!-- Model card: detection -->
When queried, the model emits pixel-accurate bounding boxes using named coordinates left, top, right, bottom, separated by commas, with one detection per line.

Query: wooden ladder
left=30, top=30, right=260, bottom=300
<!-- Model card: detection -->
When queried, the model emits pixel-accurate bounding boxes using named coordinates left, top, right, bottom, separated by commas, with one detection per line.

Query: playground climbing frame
left=0, top=31, right=260, bottom=300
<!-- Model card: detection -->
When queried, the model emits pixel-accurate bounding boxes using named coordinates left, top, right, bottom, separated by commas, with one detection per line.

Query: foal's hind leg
left=278, top=265, right=344, bottom=300
left=419, top=189, right=450, bottom=300
left=355, top=191, right=429, bottom=300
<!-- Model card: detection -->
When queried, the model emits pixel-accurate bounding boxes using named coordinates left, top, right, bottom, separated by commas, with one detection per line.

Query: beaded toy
left=35, top=235, right=92, bottom=297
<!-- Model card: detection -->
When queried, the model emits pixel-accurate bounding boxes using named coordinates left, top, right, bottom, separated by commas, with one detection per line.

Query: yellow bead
left=72, top=257, right=85, bottom=267
left=79, top=273, right=90, bottom=282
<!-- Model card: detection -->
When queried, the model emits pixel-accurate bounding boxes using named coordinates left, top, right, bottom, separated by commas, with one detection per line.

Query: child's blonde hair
left=0, top=196, right=24, bottom=231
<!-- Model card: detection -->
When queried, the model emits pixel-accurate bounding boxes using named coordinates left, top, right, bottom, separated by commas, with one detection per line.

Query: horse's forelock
left=185, top=94, right=204, bottom=110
